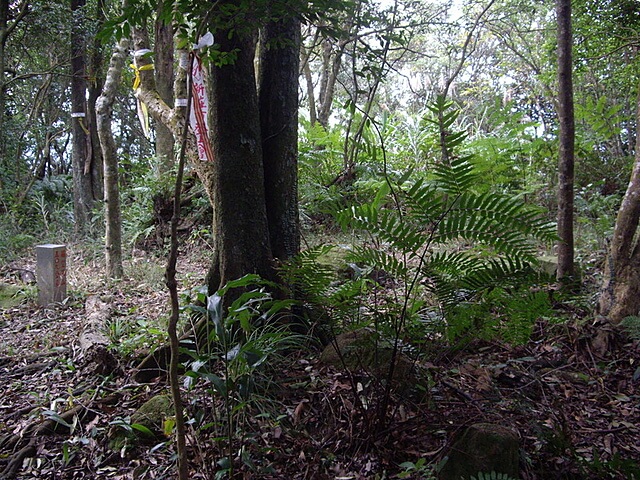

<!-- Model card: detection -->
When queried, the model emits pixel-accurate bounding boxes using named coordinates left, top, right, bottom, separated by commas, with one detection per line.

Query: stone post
left=36, top=244, right=67, bottom=306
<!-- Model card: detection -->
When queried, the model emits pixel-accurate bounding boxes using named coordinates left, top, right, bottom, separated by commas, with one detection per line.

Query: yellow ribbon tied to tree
left=130, top=63, right=154, bottom=91
left=130, top=63, right=154, bottom=138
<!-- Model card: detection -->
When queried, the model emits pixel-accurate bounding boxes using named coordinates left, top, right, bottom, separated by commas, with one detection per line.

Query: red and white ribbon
left=190, top=54, right=214, bottom=162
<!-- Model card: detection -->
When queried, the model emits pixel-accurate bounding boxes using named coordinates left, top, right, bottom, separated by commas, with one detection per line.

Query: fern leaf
left=279, top=245, right=338, bottom=300
left=433, top=156, right=478, bottom=194
left=338, top=204, right=426, bottom=253
left=350, top=246, right=409, bottom=279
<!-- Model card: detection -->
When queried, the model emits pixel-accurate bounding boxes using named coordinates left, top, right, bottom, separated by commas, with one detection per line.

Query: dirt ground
left=1, top=244, right=639, bottom=479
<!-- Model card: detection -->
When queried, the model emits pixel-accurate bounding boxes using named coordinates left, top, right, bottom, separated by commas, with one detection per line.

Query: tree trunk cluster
left=134, top=8, right=301, bottom=295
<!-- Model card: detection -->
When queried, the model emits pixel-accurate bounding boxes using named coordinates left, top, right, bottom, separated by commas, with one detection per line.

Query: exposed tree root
left=0, top=404, right=94, bottom=479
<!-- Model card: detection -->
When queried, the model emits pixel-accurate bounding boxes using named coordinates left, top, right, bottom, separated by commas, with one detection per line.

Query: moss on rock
left=439, top=423, right=520, bottom=480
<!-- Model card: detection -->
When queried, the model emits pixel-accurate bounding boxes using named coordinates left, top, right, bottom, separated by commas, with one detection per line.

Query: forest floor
left=0, top=241, right=639, bottom=479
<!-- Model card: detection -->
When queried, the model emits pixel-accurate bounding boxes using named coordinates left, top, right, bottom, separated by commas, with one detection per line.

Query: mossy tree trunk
left=96, top=37, right=129, bottom=279
left=154, top=0, right=175, bottom=174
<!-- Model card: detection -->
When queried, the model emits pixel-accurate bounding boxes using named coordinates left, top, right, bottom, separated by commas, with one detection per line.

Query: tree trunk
left=303, top=61, right=317, bottom=126
left=154, top=1, right=175, bottom=173
left=131, top=9, right=300, bottom=297
left=96, top=38, right=129, bottom=279
left=206, top=23, right=274, bottom=293
left=71, top=0, right=96, bottom=236
left=87, top=0, right=105, bottom=202
left=555, top=0, right=575, bottom=284
left=317, top=37, right=346, bottom=128
left=131, top=26, right=208, bottom=198
left=259, top=16, right=301, bottom=262
left=598, top=86, right=640, bottom=324
left=0, top=0, right=8, bottom=162
left=0, top=0, right=27, bottom=168
left=300, top=26, right=319, bottom=126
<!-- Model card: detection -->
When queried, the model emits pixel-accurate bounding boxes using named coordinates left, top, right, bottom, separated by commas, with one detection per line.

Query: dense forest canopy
left=1, top=0, right=640, bottom=478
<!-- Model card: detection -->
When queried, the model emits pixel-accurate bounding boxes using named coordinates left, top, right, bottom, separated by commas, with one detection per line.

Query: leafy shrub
left=181, top=275, right=301, bottom=477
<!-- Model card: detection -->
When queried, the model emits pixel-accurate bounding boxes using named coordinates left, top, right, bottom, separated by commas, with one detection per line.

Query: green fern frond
left=404, top=179, right=446, bottom=223
left=350, top=246, right=409, bottom=279
left=430, top=191, right=554, bottom=261
left=425, top=251, right=486, bottom=277
left=279, top=245, right=337, bottom=300
left=433, top=155, right=478, bottom=194
left=435, top=214, right=537, bottom=262
left=423, top=251, right=486, bottom=306
left=326, top=277, right=371, bottom=306
left=338, top=203, right=426, bottom=253
left=424, top=252, right=537, bottom=310
left=459, top=257, right=534, bottom=291
left=425, top=95, right=458, bottom=130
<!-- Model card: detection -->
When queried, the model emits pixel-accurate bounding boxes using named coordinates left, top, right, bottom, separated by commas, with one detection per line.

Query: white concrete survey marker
left=36, top=244, right=67, bottom=306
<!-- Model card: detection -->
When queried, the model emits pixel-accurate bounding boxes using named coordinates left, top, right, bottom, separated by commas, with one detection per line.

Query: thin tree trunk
left=598, top=85, right=640, bottom=324
left=154, top=0, right=175, bottom=173
left=556, top=0, right=575, bottom=284
left=131, top=24, right=188, bottom=480
left=303, top=61, right=317, bottom=126
left=96, top=38, right=129, bottom=279
left=317, top=38, right=346, bottom=128
left=87, top=0, right=105, bottom=202
left=0, top=0, right=27, bottom=168
left=0, top=0, right=8, bottom=164
left=131, top=27, right=209, bottom=199
left=300, top=27, right=320, bottom=126
left=71, top=0, right=95, bottom=236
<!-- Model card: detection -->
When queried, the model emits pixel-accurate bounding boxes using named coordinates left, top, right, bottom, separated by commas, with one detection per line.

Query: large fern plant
left=335, top=96, right=556, bottom=340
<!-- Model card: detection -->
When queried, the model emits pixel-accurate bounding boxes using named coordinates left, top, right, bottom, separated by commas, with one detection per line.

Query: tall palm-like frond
left=338, top=96, right=555, bottom=319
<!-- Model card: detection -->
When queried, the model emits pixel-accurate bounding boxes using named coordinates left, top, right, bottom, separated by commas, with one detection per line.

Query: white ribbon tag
left=194, top=32, right=214, bottom=50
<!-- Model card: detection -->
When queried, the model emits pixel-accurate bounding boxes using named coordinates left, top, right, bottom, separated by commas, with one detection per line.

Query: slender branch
left=1, top=0, right=28, bottom=43
left=442, top=0, right=497, bottom=98
left=164, top=49, right=192, bottom=480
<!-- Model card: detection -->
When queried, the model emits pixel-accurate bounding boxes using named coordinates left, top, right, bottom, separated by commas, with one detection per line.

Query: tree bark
left=131, top=27, right=208, bottom=200
left=598, top=86, right=640, bottom=324
left=555, top=0, right=575, bottom=284
left=71, top=0, right=97, bottom=236
left=317, top=37, right=346, bottom=128
left=87, top=0, right=105, bottom=202
left=154, top=0, right=175, bottom=173
left=0, top=0, right=27, bottom=164
left=206, top=23, right=274, bottom=293
left=303, top=61, right=317, bottom=125
left=0, top=0, right=9, bottom=162
left=300, top=26, right=320, bottom=126
left=96, top=38, right=129, bottom=279
left=131, top=8, right=300, bottom=297
left=259, top=16, right=301, bottom=262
